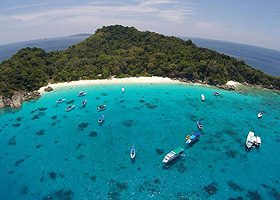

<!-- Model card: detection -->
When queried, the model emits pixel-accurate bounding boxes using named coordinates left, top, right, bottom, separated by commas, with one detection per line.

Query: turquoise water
left=0, top=83, right=279, bottom=200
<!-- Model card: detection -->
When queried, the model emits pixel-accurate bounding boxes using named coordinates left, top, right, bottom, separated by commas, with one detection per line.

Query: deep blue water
left=0, top=83, right=279, bottom=199
left=0, top=36, right=280, bottom=77
left=0, top=36, right=89, bottom=62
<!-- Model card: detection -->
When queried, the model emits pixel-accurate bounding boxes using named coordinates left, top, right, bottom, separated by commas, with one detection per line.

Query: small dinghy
left=77, top=91, right=86, bottom=97
left=130, top=148, right=136, bottom=159
left=201, top=94, right=205, bottom=101
left=197, top=121, right=203, bottom=129
left=258, top=112, right=262, bottom=119
left=56, top=99, right=66, bottom=103
left=122, top=88, right=125, bottom=93
left=97, top=105, right=106, bottom=111
left=82, top=99, right=87, bottom=106
left=65, top=105, right=75, bottom=111
left=213, top=92, right=220, bottom=96
left=98, top=115, right=104, bottom=123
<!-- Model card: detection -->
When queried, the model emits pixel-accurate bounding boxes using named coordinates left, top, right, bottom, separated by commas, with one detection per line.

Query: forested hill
left=0, top=25, right=279, bottom=97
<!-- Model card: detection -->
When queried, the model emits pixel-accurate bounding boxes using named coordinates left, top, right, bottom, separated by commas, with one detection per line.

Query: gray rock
left=44, top=86, right=53, bottom=92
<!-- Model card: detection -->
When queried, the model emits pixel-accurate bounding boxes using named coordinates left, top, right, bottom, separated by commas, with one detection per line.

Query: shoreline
left=1, top=76, right=273, bottom=110
left=38, top=77, right=241, bottom=95
left=38, top=77, right=183, bottom=94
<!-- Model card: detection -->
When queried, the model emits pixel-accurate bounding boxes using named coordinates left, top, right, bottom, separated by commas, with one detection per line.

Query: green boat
left=162, top=146, right=184, bottom=163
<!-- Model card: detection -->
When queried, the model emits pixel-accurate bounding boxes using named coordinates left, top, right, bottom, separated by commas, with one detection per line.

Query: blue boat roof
left=190, top=135, right=196, bottom=139
left=99, top=116, right=103, bottom=120
left=194, top=132, right=200, bottom=136
left=131, top=149, right=135, bottom=154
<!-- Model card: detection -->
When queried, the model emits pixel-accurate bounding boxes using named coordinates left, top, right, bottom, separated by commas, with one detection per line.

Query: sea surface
left=0, top=83, right=279, bottom=199
left=0, top=36, right=280, bottom=76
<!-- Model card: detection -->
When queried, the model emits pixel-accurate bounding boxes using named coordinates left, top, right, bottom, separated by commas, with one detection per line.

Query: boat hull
left=130, top=149, right=136, bottom=159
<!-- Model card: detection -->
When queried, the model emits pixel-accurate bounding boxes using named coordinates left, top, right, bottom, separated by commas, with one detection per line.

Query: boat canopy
left=131, top=149, right=135, bottom=154
left=190, top=135, right=196, bottom=140
left=173, top=147, right=184, bottom=154
left=194, top=132, right=200, bottom=136
left=99, top=116, right=103, bottom=120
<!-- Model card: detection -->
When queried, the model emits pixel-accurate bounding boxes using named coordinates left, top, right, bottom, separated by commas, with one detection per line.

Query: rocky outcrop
left=0, top=91, right=41, bottom=109
left=0, top=96, right=4, bottom=109
left=44, top=86, right=53, bottom=92
left=216, top=84, right=241, bottom=91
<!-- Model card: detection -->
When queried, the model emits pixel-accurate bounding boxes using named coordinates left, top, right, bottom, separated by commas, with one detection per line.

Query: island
left=0, top=25, right=279, bottom=108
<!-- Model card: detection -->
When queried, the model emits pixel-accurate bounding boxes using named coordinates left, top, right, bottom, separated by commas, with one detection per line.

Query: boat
left=82, top=99, right=87, bottom=106
left=122, top=88, right=125, bottom=93
left=97, top=105, right=107, bottom=110
left=77, top=91, right=86, bottom=97
left=197, top=121, right=203, bottom=129
left=213, top=92, right=220, bottom=96
left=246, top=131, right=256, bottom=149
left=162, top=146, right=184, bottom=163
left=98, top=115, right=104, bottom=123
left=65, top=105, right=75, bottom=111
left=258, top=112, right=262, bottom=118
left=246, top=131, right=261, bottom=149
left=256, top=136, right=262, bottom=146
left=130, top=148, right=136, bottom=159
left=185, top=132, right=200, bottom=144
left=201, top=94, right=205, bottom=101
left=56, top=99, right=66, bottom=103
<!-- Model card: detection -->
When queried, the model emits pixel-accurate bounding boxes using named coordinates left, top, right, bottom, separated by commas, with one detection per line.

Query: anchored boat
left=98, top=115, right=104, bottom=123
left=82, top=99, right=87, bottom=106
left=201, top=94, right=205, bottom=101
left=258, top=112, right=262, bottom=119
left=197, top=121, right=203, bottom=129
left=246, top=131, right=261, bottom=149
left=162, top=147, right=184, bottom=163
left=213, top=92, right=220, bottom=96
left=185, top=132, right=200, bottom=144
left=77, top=91, right=86, bottom=97
left=130, top=148, right=136, bottom=159
left=122, top=88, right=125, bottom=93
left=65, top=105, right=75, bottom=111
left=56, top=99, right=66, bottom=103
left=97, top=105, right=107, bottom=111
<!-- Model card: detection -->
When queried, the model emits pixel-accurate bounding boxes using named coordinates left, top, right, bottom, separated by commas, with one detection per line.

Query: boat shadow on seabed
left=185, top=139, right=200, bottom=148
left=162, top=155, right=186, bottom=170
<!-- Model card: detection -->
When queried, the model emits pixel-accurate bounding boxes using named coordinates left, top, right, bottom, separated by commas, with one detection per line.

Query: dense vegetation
left=0, top=25, right=279, bottom=97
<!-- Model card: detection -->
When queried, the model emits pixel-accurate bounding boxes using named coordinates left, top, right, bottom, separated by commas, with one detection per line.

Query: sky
left=0, top=0, right=280, bottom=50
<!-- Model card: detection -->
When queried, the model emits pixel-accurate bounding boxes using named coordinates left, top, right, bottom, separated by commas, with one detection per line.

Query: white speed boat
left=56, top=99, right=66, bottom=103
left=201, top=94, right=205, bottom=101
left=246, top=131, right=261, bottom=149
left=162, top=147, right=184, bottom=163
left=258, top=112, right=262, bottom=119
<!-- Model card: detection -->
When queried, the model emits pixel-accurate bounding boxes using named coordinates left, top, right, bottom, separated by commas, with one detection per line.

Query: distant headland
left=69, top=33, right=92, bottom=37
left=0, top=25, right=279, bottom=109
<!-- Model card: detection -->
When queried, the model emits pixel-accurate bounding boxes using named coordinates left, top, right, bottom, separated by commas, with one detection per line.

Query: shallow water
left=0, top=83, right=279, bottom=200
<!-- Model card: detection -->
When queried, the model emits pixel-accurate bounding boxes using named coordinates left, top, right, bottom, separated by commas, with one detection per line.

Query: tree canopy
left=0, top=25, right=279, bottom=97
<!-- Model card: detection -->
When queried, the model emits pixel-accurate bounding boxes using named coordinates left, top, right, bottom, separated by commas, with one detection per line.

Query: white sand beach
left=38, top=77, right=242, bottom=94
left=38, top=76, right=181, bottom=94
